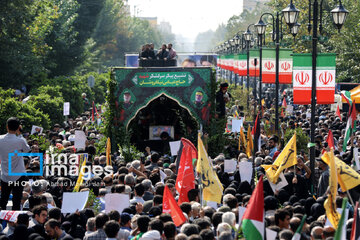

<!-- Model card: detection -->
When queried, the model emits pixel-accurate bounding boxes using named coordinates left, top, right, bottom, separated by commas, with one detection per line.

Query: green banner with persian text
left=132, top=72, right=194, bottom=87
left=112, top=67, right=214, bottom=128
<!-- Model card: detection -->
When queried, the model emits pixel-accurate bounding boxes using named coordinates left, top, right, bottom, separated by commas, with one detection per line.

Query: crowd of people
left=139, top=43, right=177, bottom=61
left=0, top=85, right=358, bottom=240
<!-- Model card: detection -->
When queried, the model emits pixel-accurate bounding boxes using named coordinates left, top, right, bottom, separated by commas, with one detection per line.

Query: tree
left=0, top=0, right=57, bottom=88
left=28, top=86, right=65, bottom=127
left=44, top=0, right=80, bottom=77
left=0, top=88, right=50, bottom=134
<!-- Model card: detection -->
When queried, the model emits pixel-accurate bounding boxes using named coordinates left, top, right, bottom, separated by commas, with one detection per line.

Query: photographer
left=0, top=117, right=30, bottom=210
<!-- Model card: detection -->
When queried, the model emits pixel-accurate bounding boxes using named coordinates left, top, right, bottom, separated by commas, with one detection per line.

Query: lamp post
left=255, top=2, right=300, bottom=135
left=243, top=26, right=253, bottom=109
left=283, top=0, right=348, bottom=194
left=255, top=19, right=267, bottom=109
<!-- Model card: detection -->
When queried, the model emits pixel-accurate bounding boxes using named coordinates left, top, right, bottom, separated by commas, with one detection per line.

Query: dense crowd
left=0, top=85, right=358, bottom=240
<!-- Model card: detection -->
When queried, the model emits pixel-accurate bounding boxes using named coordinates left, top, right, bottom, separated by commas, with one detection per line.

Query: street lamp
left=331, top=1, right=349, bottom=32
left=255, top=19, right=267, bottom=109
left=282, top=0, right=300, bottom=27
left=283, top=0, right=348, bottom=195
left=290, top=22, right=301, bottom=38
left=255, top=10, right=299, bottom=136
left=243, top=26, right=253, bottom=109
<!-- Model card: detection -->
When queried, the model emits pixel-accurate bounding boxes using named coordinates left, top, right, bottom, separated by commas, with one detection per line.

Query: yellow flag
left=263, top=133, right=297, bottom=184
left=239, top=127, right=247, bottom=150
left=196, top=133, right=223, bottom=203
left=324, top=149, right=341, bottom=228
left=73, top=154, right=88, bottom=192
left=321, top=151, right=360, bottom=191
left=106, top=137, right=111, bottom=166
left=246, top=125, right=253, bottom=157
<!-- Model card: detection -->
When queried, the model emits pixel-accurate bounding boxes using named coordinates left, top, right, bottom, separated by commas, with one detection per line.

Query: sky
left=127, top=0, right=244, bottom=40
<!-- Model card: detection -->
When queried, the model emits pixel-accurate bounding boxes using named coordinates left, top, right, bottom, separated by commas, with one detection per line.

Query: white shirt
left=0, top=134, right=30, bottom=182
left=130, top=196, right=144, bottom=205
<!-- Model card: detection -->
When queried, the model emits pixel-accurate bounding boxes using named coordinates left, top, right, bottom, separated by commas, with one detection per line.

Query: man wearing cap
left=216, top=82, right=232, bottom=118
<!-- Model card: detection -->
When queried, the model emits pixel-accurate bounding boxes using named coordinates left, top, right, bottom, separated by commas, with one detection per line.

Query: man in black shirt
left=216, top=82, right=232, bottom=118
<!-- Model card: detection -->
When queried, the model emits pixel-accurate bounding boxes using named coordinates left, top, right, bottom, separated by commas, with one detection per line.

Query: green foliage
left=0, top=88, right=50, bottom=134
left=284, top=128, right=309, bottom=153
left=118, top=144, right=142, bottom=163
left=44, top=0, right=80, bottom=77
left=205, top=118, right=228, bottom=158
left=228, top=84, right=252, bottom=120
left=76, top=72, right=108, bottom=104
left=0, top=0, right=58, bottom=88
left=87, top=189, right=101, bottom=214
left=27, top=87, right=64, bottom=127
left=105, top=71, right=125, bottom=151
left=28, top=135, right=50, bottom=153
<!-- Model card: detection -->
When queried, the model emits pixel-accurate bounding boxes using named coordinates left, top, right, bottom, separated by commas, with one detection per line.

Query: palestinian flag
left=343, top=102, right=357, bottom=152
left=341, top=90, right=352, bottom=107
left=292, top=214, right=307, bottom=240
left=334, top=198, right=348, bottom=240
left=241, top=175, right=264, bottom=240
left=351, top=202, right=360, bottom=240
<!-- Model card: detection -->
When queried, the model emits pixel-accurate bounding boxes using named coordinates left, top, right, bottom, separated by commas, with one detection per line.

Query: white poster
left=61, top=191, right=89, bottom=213
left=105, top=194, right=130, bottom=214
left=63, top=102, right=70, bottom=116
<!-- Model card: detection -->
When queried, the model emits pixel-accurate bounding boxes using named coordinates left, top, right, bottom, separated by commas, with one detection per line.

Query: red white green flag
left=316, top=54, right=336, bottom=104
left=279, top=49, right=293, bottom=84
left=249, top=50, right=260, bottom=77
left=262, top=49, right=276, bottom=83
left=241, top=175, right=264, bottom=240
left=292, top=53, right=336, bottom=105
left=237, top=53, right=247, bottom=76
left=343, top=102, right=357, bottom=151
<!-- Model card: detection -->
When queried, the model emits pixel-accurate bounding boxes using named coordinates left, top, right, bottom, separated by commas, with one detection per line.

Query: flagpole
left=346, top=191, right=355, bottom=207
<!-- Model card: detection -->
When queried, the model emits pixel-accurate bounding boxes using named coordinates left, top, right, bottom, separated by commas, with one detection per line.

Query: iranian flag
left=238, top=53, right=247, bottom=76
left=316, top=54, right=336, bottom=104
left=228, top=54, right=235, bottom=72
left=233, top=54, right=239, bottom=74
left=217, top=56, right=222, bottom=69
left=343, top=101, right=357, bottom=152
left=249, top=49, right=260, bottom=77
left=293, top=53, right=336, bottom=105
left=262, top=49, right=276, bottom=83
left=241, top=175, right=264, bottom=240
left=293, top=54, right=312, bottom=104
left=279, top=49, right=293, bottom=84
